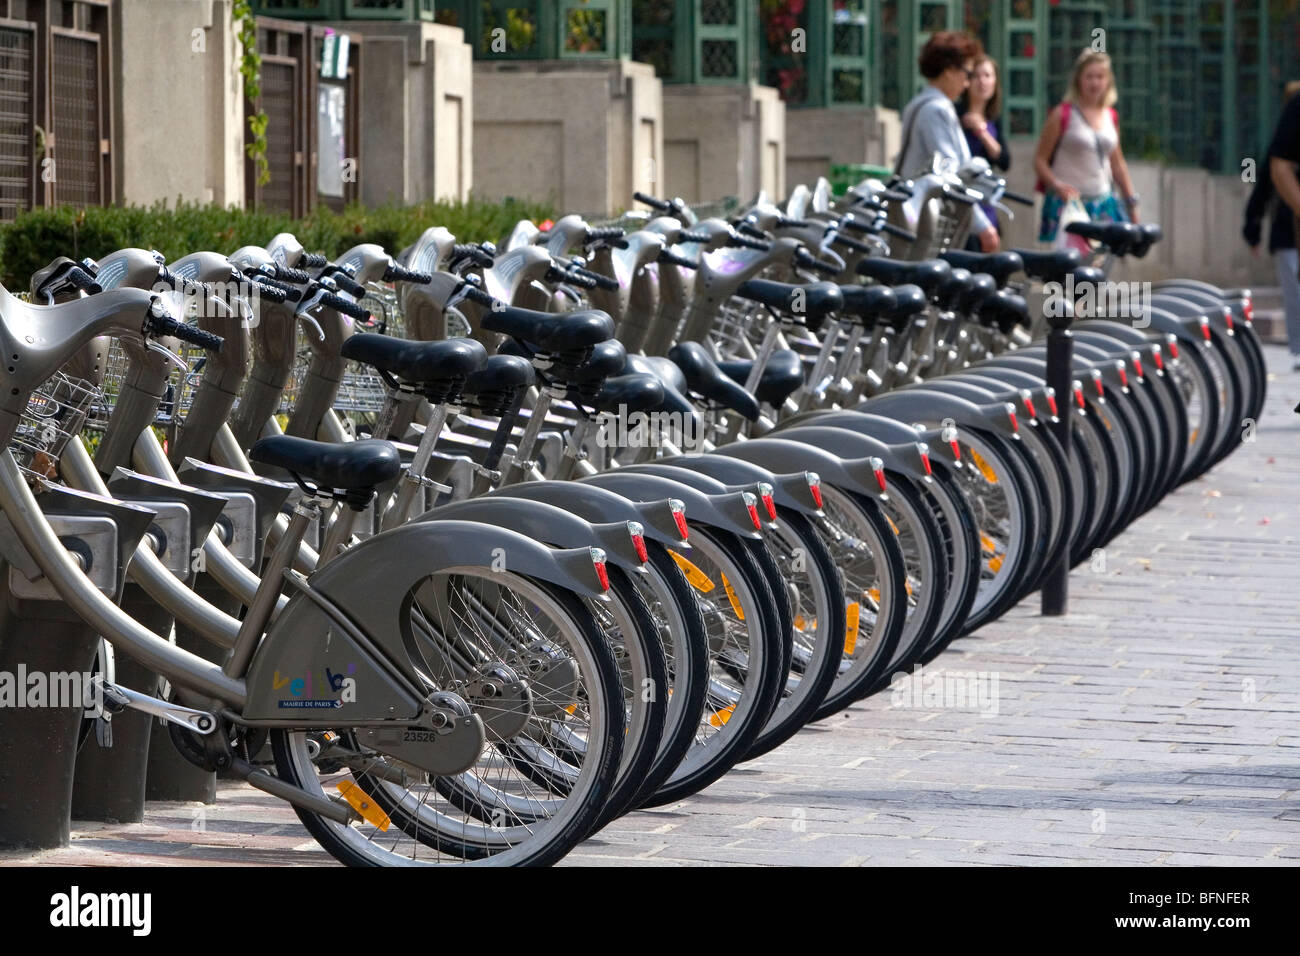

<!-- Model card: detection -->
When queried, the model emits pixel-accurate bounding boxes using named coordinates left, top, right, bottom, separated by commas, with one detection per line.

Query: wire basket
left=10, top=371, right=101, bottom=483
left=92, top=338, right=208, bottom=428
left=708, top=294, right=771, bottom=361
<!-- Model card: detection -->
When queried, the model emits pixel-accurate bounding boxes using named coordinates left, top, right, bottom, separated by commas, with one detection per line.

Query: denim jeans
left=1274, top=248, right=1300, bottom=356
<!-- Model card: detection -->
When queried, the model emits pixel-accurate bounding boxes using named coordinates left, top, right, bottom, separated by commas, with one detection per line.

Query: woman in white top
left=1033, top=50, right=1140, bottom=252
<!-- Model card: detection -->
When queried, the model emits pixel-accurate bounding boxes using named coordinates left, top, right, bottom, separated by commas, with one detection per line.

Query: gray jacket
left=896, top=85, right=993, bottom=235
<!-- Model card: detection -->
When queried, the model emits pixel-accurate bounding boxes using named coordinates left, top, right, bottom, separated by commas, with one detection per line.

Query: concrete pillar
left=784, top=106, right=900, bottom=193
left=662, top=84, right=784, bottom=205
left=322, top=21, right=474, bottom=205
left=473, top=59, right=662, bottom=216
left=111, top=0, right=243, bottom=207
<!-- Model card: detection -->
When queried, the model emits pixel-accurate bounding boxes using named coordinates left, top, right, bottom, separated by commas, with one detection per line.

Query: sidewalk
left=5, top=346, right=1298, bottom=867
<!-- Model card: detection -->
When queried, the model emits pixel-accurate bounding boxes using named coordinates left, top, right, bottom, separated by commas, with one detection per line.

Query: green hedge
left=0, top=196, right=556, bottom=289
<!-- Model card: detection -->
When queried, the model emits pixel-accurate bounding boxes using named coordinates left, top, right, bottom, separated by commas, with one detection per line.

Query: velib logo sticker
left=49, top=886, right=151, bottom=936
left=273, top=662, right=357, bottom=709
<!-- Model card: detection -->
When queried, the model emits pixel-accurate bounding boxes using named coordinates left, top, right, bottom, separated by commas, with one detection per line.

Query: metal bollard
left=1040, top=294, right=1075, bottom=616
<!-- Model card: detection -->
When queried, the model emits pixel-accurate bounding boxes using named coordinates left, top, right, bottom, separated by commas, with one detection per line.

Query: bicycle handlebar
left=679, top=230, right=711, bottom=243
left=451, top=243, right=496, bottom=268
left=458, top=284, right=497, bottom=309
left=144, top=310, right=224, bottom=353
left=882, top=222, right=918, bottom=243
left=795, top=248, right=842, bottom=276
left=384, top=263, right=433, bottom=284
left=299, top=252, right=328, bottom=268
left=730, top=234, right=771, bottom=252
left=584, top=226, right=626, bottom=244
left=776, top=216, right=811, bottom=229
left=658, top=248, right=698, bottom=269
left=318, top=290, right=371, bottom=322
left=572, top=266, right=620, bottom=291
left=546, top=265, right=600, bottom=290
left=1002, top=189, right=1034, bottom=206
left=273, top=265, right=313, bottom=285
left=65, top=266, right=103, bottom=295
left=633, top=191, right=673, bottom=211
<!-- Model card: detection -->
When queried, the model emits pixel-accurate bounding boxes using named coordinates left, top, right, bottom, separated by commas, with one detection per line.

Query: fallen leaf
left=1258, top=517, right=1270, bottom=525
left=1205, top=489, right=1222, bottom=498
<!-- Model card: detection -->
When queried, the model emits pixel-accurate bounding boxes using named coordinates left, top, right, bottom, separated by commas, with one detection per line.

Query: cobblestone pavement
left=4, top=346, right=1297, bottom=867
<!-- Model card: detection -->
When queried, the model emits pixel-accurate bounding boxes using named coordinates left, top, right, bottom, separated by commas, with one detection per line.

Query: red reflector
left=1201, top=320, right=1211, bottom=342
left=1046, top=392, right=1059, bottom=416
left=1074, top=385, right=1086, bottom=408
left=1117, top=364, right=1128, bottom=388
left=1131, top=355, right=1144, bottom=379
left=669, top=500, right=689, bottom=540
left=627, top=522, right=648, bottom=563
left=1168, top=339, right=1179, bottom=359
left=590, top=548, right=610, bottom=591
left=743, top=493, right=762, bottom=530
left=1243, top=296, right=1253, bottom=323
left=761, top=493, right=777, bottom=521
left=1022, top=395, right=1037, bottom=420
left=874, top=466, right=887, bottom=492
left=807, top=474, right=824, bottom=509
left=1006, top=405, right=1019, bottom=432
left=949, top=438, right=962, bottom=460
left=1093, top=374, right=1105, bottom=398
left=921, top=452, right=932, bottom=476
left=1152, top=348, right=1164, bottom=371
left=1223, top=307, right=1234, bottom=332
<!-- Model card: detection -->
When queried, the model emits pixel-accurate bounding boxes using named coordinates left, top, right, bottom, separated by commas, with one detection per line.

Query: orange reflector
left=970, top=450, right=998, bottom=483
left=709, top=704, right=736, bottom=728
left=721, top=573, right=744, bottom=620
left=844, top=601, right=861, bottom=655
left=337, top=780, right=391, bottom=831
left=669, top=551, right=715, bottom=591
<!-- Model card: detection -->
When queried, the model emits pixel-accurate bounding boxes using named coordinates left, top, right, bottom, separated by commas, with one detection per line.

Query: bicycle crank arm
left=97, top=680, right=218, bottom=735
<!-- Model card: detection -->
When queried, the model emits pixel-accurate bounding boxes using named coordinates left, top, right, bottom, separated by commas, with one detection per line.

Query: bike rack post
left=1041, top=296, right=1075, bottom=616
left=0, top=488, right=155, bottom=848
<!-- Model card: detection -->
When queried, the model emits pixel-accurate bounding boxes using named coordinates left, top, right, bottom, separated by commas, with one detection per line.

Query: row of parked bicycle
left=0, top=155, right=1264, bottom=865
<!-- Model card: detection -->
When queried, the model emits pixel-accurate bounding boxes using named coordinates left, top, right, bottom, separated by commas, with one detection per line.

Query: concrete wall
left=324, top=21, right=473, bottom=205
left=662, top=83, right=784, bottom=204
left=111, top=0, right=244, bottom=207
left=473, top=59, right=662, bottom=215
left=785, top=106, right=900, bottom=192
left=997, top=140, right=1273, bottom=288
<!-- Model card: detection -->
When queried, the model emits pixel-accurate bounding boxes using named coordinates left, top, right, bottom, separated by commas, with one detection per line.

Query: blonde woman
left=1034, top=50, right=1139, bottom=251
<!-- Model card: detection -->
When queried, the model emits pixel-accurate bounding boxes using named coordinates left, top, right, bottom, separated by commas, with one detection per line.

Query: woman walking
left=1257, top=80, right=1300, bottom=370
left=959, top=54, right=1010, bottom=249
left=1033, top=49, right=1139, bottom=253
left=895, top=30, right=1000, bottom=252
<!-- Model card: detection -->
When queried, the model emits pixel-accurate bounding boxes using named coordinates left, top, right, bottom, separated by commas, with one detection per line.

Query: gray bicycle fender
left=859, top=390, right=1020, bottom=441
left=651, top=454, right=823, bottom=517
left=580, top=472, right=761, bottom=540
left=775, top=426, right=930, bottom=484
left=712, top=437, right=881, bottom=501
left=784, top=411, right=963, bottom=472
left=614, top=464, right=782, bottom=526
left=488, top=481, right=688, bottom=548
left=418, top=497, right=645, bottom=573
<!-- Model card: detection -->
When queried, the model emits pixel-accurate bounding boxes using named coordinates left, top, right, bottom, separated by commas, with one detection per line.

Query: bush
left=0, top=196, right=556, bottom=289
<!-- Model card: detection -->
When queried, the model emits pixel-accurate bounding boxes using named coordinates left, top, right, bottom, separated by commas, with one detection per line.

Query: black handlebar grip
left=146, top=314, right=224, bottom=353
left=249, top=280, right=288, bottom=304
left=634, top=191, right=672, bottom=211
left=734, top=221, right=769, bottom=241
left=882, top=222, right=919, bottom=243
left=318, top=290, right=372, bottom=322
left=299, top=252, right=328, bottom=268
left=574, top=267, right=619, bottom=291
left=451, top=243, right=496, bottom=268
left=796, top=251, right=842, bottom=277
left=327, top=271, right=367, bottom=299
left=274, top=265, right=313, bottom=284
left=881, top=188, right=913, bottom=202
left=658, top=248, right=699, bottom=269
left=831, top=233, right=875, bottom=255
left=551, top=266, right=599, bottom=290
left=944, top=188, right=978, bottom=206
left=459, top=284, right=497, bottom=309
left=679, top=230, right=710, bottom=243
left=838, top=216, right=872, bottom=234
left=584, top=226, right=626, bottom=244
left=730, top=234, right=771, bottom=252
left=1002, top=189, right=1035, bottom=206
left=776, top=216, right=811, bottom=229
left=384, top=263, right=433, bottom=284
left=66, top=266, right=102, bottom=294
